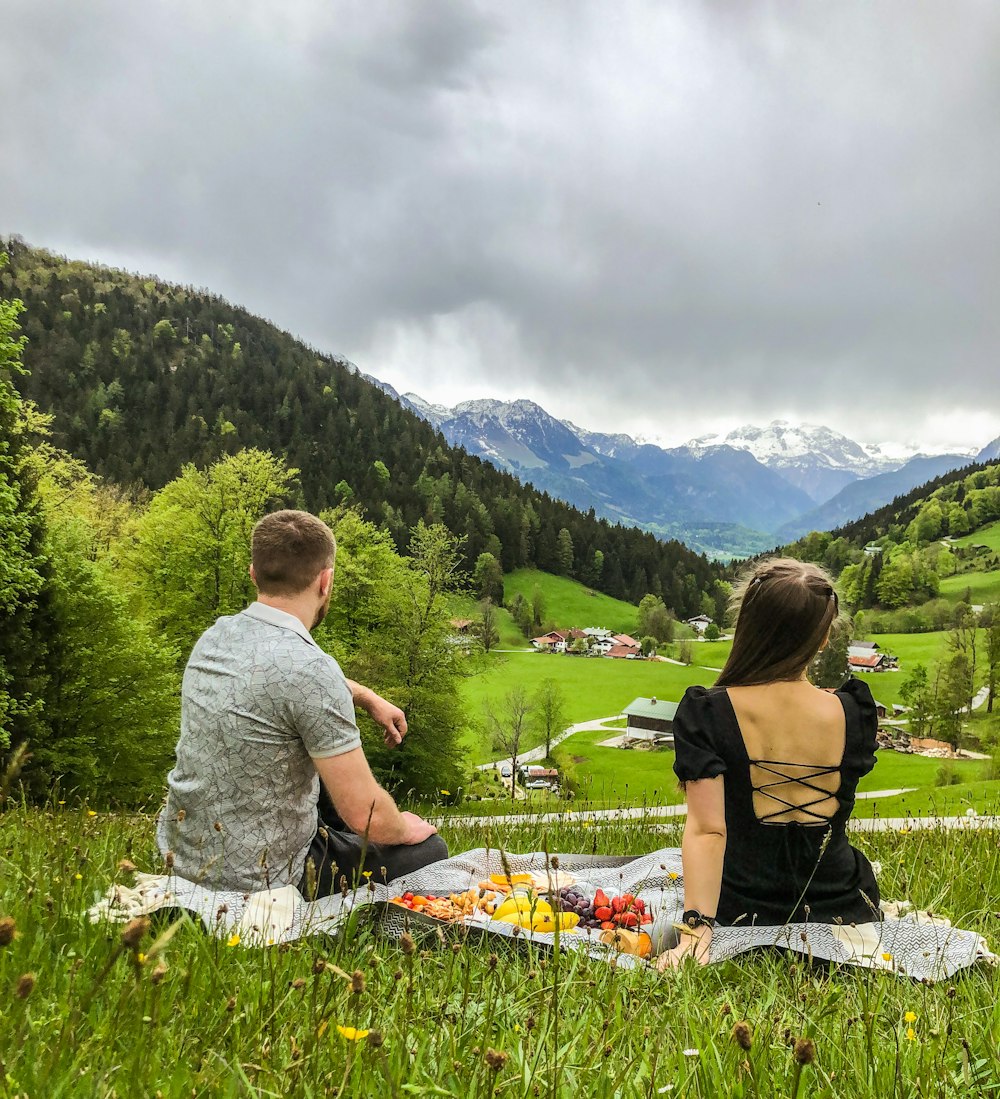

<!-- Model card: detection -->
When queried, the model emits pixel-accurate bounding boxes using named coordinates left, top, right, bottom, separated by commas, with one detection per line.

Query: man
left=156, top=509, right=447, bottom=896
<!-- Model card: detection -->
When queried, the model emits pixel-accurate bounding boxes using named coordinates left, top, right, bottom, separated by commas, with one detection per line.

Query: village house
left=686, top=614, right=713, bottom=635
left=622, top=695, right=680, bottom=747
left=517, top=764, right=560, bottom=789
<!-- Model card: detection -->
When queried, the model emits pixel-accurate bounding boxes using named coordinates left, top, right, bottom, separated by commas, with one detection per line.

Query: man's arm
left=346, top=680, right=407, bottom=747
left=311, top=748, right=436, bottom=846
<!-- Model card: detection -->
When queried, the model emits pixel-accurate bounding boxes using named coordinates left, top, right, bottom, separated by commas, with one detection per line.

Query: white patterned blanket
left=88, top=847, right=995, bottom=980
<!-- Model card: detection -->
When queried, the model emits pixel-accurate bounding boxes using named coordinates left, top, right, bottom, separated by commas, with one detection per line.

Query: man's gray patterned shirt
left=156, top=602, right=361, bottom=890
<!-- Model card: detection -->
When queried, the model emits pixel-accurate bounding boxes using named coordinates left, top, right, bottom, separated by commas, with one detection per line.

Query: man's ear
left=249, top=564, right=258, bottom=586
left=319, top=567, right=334, bottom=597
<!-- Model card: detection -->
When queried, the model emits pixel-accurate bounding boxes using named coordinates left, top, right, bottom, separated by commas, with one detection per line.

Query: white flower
left=966, top=808, right=977, bottom=817
left=682, top=1048, right=699, bottom=1057
left=657, top=1087, right=675, bottom=1094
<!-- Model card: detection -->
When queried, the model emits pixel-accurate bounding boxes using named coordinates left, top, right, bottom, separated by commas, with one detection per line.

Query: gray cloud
left=2, top=0, right=998, bottom=450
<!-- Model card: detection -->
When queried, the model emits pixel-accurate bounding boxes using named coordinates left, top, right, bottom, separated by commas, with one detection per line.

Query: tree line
left=1, top=238, right=722, bottom=620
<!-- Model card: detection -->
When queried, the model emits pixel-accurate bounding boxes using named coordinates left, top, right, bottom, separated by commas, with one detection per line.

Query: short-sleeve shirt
left=156, top=602, right=361, bottom=891
left=672, top=677, right=880, bottom=925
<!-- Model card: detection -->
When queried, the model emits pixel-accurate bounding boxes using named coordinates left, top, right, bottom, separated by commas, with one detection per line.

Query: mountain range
left=366, top=379, right=993, bottom=558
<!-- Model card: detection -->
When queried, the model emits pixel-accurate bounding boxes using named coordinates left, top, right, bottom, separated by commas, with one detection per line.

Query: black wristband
left=682, top=909, right=716, bottom=929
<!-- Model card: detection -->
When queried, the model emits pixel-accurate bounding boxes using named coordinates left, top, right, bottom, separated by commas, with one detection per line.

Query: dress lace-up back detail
left=747, top=759, right=841, bottom=826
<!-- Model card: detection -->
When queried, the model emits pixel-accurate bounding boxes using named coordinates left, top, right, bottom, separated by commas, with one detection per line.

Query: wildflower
left=440, top=790, right=451, bottom=796
left=731, top=1021, right=753, bottom=1050
left=904, top=1011, right=917, bottom=1023
left=86, top=810, right=97, bottom=818
left=121, top=917, right=150, bottom=949
left=137, top=953, right=147, bottom=964
left=899, top=826, right=911, bottom=835
left=668, top=872, right=679, bottom=881
left=362, top=870, right=372, bottom=879
left=337, top=1025, right=369, bottom=1041
left=15, top=973, right=35, bottom=999
left=0, top=917, right=17, bottom=946
left=905, top=1027, right=916, bottom=1041
left=657, top=1088, right=675, bottom=1095
left=881, top=952, right=893, bottom=963
left=227, top=932, right=241, bottom=947
left=58, top=800, right=66, bottom=805
left=74, top=873, right=83, bottom=881
left=793, top=1038, right=816, bottom=1065
left=484, top=1048, right=508, bottom=1071
left=682, top=1048, right=699, bottom=1057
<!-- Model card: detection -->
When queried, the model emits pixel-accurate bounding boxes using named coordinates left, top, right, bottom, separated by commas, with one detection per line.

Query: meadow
left=2, top=805, right=999, bottom=1098
left=952, top=520, right=1000, bottom=553
left=938, top=570, right=1000, bottom=606
left=502, top=569, right=641, bottom=635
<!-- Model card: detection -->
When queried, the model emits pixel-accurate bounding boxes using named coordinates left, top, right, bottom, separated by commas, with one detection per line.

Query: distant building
left=863, top=544, right=883, bottom=558
left=686, top=614, right=713, bottom=635
left=848, top=652, right=891, bottom=672
left=605, top=644, right=638, bottom=659
left=449, top=618, right=474, bottom=633
left=622, top=696, right=680, bottom=746
left=582, top=627, right=613, bottom=639
left=611, top=633, right=641, bottom=649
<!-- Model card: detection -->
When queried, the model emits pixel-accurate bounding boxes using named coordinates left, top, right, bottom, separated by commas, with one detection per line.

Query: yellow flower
left=87, top=810, right=97, bottom=818
left=905, top=1027, right=916, bottom=1041
left=881, top=952, right=893, bottom=963
left=74, top=873, right=83, bottom=881
left=227, top=933, right=241, bottom=947
left=58, top=800, right=66, bottom=806
left=440, top=790, right=451, bottom=796
left=668, top=872, right=680, bottom=881
left=362, top=870, right=372, bottom=879
left=137, top=952, right=146, bottom=963
left=904, top=1011, right=917, bottom=1023
left=336, top=1025, right=370, bottom=1041
left=898, top=826, right=911, bottom=835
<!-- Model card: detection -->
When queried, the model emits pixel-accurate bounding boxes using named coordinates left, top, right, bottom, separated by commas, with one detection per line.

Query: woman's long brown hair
left=715, top=557, right=839, bottom=687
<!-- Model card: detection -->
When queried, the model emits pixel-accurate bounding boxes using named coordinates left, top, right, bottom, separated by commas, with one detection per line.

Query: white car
left=525, top=779, right=551, bottom=790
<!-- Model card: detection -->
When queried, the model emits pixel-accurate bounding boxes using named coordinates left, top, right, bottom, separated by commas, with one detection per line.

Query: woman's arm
left=657, top=775, right=726, bottom=969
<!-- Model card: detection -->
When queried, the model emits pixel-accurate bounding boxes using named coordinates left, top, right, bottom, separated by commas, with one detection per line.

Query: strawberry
left=595, top=905, right=613, bottom=921
left=619, top=911, right=639, bottom=928
left=594, top=889, right=610, bottom=909
left=610, top=896, right=624, bottom=914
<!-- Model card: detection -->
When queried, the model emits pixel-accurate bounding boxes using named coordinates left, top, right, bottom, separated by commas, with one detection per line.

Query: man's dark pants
left=299, top=784, right=448, bottom=898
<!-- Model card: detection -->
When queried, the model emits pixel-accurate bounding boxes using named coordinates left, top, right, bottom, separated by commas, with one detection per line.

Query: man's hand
left=348, top=682, right=408, bottom=747
left=399, top=811, right=438, bottom=845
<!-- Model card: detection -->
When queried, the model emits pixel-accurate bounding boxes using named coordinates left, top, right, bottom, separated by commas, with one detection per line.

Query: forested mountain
left=0, top=239, right=721, bottom=615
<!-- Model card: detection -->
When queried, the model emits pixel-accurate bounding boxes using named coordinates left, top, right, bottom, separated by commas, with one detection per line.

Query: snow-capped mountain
left=978, top=435, right=1000, bottom=463
left=363, top=380, right=992, bottom=557
left=685, top=420, right=977, bottom=502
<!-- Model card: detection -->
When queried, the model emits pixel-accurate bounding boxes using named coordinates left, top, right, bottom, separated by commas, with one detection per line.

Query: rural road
left=475, top=715, right=622, bottom=772
left=434, top=788, right=957, bottom=828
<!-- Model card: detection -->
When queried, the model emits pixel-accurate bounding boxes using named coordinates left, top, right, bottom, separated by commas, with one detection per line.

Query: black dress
left=672, top=677, right=881, bottom=926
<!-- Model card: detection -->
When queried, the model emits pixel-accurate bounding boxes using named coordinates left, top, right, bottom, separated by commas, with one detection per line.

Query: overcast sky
left=3, top=1, right=998, bottom=452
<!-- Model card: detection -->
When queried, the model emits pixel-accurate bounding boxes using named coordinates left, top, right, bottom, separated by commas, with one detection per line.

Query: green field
left=503, top=569, right=639, bottom=634
left=4, top=807, right=1000, bottom=1097
left=461, top=652, right=716, bottom=762
left=939, top=568, right=1000, bottom=606
left=447, top=593, right=529, bottom=649
left=953, top=519, right=1000, bottom=552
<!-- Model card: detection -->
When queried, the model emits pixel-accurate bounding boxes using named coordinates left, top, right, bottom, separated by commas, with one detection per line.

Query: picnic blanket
left=88, top=847, right=995, bottom=980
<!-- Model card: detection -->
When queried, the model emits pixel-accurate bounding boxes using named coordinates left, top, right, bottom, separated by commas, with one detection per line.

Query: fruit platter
left=388, top=872, right=658, bottom=960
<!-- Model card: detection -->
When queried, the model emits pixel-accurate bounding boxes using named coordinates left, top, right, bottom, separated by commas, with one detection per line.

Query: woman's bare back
left=725, top=681, right=847, bottom=826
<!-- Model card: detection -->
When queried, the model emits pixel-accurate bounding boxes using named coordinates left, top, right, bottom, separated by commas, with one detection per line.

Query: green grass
left=503, top=569, right=639, bottom=634
left=447, top=594, right=529, bottom=649
left=952, top=519, right=1000, bottom=552
left=939, top=569, right=1000, bottom=606
left=3, top=806, right=1000, bottom=1097
left=461, top=652, right=717, bottom=763
left=855, top=778, right=1000, bottom=819
left=553, top=728, right=686, bottom=808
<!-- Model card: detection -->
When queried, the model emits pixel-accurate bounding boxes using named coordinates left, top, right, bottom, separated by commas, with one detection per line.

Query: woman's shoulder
left=834, top=676, right=878, bottom=729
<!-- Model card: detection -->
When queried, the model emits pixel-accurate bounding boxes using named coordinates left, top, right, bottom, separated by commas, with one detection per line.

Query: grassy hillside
left=4, top=806, right=1000, bottom=1097
left=502, top=569, right=640, bottom=634
left=953, top=518, right=1000, bottom=552
left=939, top=569, right=1000, bottom=605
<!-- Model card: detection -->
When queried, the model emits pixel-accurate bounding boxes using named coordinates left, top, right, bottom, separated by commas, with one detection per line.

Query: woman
left=657, top=558, right=880, bottom=969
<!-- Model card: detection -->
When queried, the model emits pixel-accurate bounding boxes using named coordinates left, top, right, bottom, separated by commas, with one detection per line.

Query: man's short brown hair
left=251, top=510, right=336, bottom=596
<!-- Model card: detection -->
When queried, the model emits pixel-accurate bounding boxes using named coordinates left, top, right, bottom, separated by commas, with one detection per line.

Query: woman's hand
left=655, top=927, right=712, bottom=971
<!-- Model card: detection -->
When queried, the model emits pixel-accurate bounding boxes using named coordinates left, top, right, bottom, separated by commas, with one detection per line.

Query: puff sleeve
left=837, top=676, right=878, bottom=778
left=672, top=685, right=727, bottom=783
